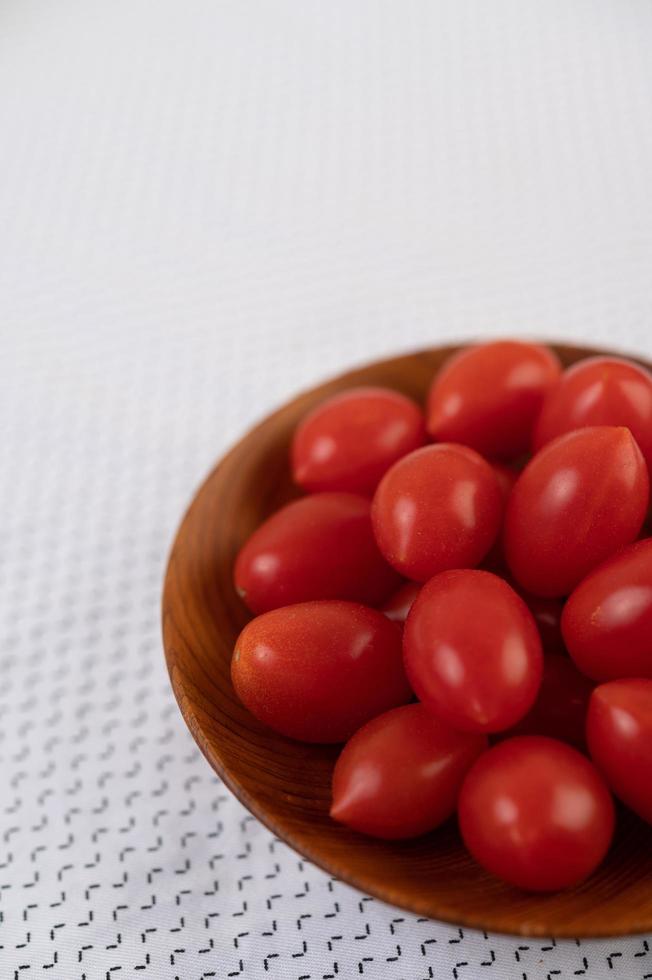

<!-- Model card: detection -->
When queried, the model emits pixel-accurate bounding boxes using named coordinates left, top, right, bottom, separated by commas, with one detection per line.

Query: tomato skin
left=587, top=679, right=652, bottom=824
left=330, top=704, right=487, bottom=839
left=234, top=492, right=401, bottom=614
left=481, top=464, right=519, bottom=575
left=403, top=570, right=543, bottom=733
left=492, top=463, right=518, bottom=501
left=562, top=539, right=652, bottom=681
left=534, top=356, right=652, bottom=472
left=504, top=655, right=593, bottom=748
left=427, top=341, right=561, bottom=460
left=232, top=601, right=411, bottom=743
left=504, top=427, right=649, bottom=597
left=371, top=445, right=503, bottom=582
left=458, top=736, right=615, bottom=891
left=381, top=581, right=421, bottom=626
left=292, top=387, right=426, bottom=496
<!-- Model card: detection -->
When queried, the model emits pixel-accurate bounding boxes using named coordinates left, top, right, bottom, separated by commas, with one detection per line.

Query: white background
left=2, top=2, right=652, bottom=978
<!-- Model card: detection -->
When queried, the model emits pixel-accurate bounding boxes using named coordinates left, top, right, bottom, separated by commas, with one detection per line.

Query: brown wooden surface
left=162, top=342, right=652, bottom=938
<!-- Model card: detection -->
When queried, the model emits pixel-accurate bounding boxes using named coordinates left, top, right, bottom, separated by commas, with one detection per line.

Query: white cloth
left=2, top=2, right=652, bottom=977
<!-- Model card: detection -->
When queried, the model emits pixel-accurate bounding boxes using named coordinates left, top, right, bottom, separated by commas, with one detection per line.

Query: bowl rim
left=162, top=340, right=652, bottom=938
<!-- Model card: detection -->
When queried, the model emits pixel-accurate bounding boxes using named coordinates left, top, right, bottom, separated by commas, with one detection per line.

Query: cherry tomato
left=330, top=704, right=486, bottom=839
left=519, top=592, right=567, bottom=655
left=505, top=655, right=593, bottom=748
left=534, top=356, right=652, bottom=472
left=234, top=492, right=401, bottom=614
left=587, top=679, right=652, bottom=824
left=458, top=736, right=615, bottom=891
left=504, top=427, right=649, bottom=596
left=232, top=601, right=411, bottom=743
left=371, top=445, right=503, bottom=581
left=403, top=570, right=543, bottom=733
left=562, top=538, right=652, bottom=680
left=427, top=341, right=561, bottom=460
left=381, top=581, right=421, bottom=626
left=292, top=387, right=426, bottom=496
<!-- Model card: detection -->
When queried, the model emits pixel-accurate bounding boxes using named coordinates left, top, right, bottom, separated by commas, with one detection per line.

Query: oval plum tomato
left=381, top=581, right=421, bottom=626
left=562, top=539, right=652, bottom=680
left=292, top=387, right=426, bottom=496
left=587, top=679, right=652, bottom=824
left=232, top=601, right=411, bottom=743
left=427, top=341, right=561, bottom=461
left=504, top=427, right=649, bottom=596
left=458, top=736, right=615, bottom=891
left=403, top=570, right=543, bottom=733
left=519, top=592, right=566, bottom=655
left=533, top=356, right=652, bottom=472
left=371, top=445, right=503, bottom=581
left=330, top=704, right=486, bottom=839
left=506, top=655, right=593, bottom=748
left=234, top=492, right=401, bottom=614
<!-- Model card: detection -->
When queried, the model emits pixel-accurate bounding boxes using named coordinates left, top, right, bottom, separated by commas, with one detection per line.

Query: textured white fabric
left=2, top=1, right=652, bottom=977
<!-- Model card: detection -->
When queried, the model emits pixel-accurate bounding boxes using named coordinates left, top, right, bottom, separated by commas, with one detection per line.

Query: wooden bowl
left=162, top=342, right=652, bottom=938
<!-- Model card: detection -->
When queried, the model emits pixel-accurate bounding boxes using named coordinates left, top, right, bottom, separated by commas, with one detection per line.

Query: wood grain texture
left=162, top=343, right=652, bottom=938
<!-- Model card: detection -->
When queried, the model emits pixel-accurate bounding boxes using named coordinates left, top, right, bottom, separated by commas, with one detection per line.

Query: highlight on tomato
left=403, top=569, right=543, bottom=733
left=587, top=679, right=652, bottom=824
left=458, top=736, right=615, bottom=891
left=232, top=600, right=412, bottom=743
left=372, top=444, right=503, bottom=582
left=534, top=355, right=652, bottom=473
left=331, top=703, right=486, bottom=839
left=234, top=492, right=401, bottom=614
left=427, top=340, right=561, bottom=460
left=562, top=538, right=652, bottom=681
left=292, top=386, right=426, bottom=495
left=504, top=426, right=649, bottom=596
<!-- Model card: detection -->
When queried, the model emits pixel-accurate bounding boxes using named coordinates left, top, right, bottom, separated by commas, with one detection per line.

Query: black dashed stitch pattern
left=2, top=324, right=652, bottom=980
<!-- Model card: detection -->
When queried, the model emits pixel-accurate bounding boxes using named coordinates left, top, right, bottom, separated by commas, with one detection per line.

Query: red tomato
left=562, top=538, right=652, bottom=680
left=480, top=464, right=519, bottom=575
left=403, top=570, right=543, bottom=733
left=458, top=736, right=615, bottom=891
left=292, top=387, right=426, bottom=496
left=519, top=592, right=567, bottom=655
left=330, top=704, right=486, bottom=839
left=234, top=492, right=401, bottom=614
left=492, top=462, right=518, bottom=501
left=371, top=445, right=503, bottom=581
left=504, top=427, right=649, bottom=596
left=505, top=655, right=593, bottom=748
left=427, top=341, right=561, bottom=461
left=587, top=679, right=652, bottom=824
left=534, top=356, right=652, bottom=472
left=232, top=601, right=411, bottom=743
left=381, top=581, right=421, bottom=626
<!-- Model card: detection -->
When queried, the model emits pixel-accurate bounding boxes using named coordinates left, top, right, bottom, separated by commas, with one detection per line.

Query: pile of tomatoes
left=231, top=341, right=652, bottom=892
